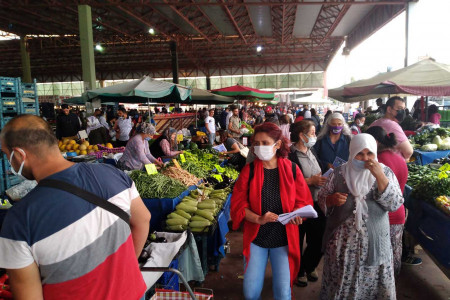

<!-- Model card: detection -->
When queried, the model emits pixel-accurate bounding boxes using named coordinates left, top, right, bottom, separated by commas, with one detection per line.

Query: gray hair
left=140, top=123, right=156, bottom=135
left=317, top=112, right=352, bottom=140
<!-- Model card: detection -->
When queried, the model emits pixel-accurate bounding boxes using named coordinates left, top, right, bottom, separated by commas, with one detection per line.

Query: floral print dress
left=318, top=166, right=403, bottom=300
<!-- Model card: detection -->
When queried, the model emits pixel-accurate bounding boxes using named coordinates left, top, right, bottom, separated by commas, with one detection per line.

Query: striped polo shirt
left=0, top=163, right=146, bottom=300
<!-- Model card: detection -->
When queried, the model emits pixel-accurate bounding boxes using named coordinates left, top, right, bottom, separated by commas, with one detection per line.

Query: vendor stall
left=405, top=164, right=450, bottom=278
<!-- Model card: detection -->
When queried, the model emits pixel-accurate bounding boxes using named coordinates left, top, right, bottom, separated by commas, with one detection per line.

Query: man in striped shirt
left=0, top=115, right=151, bottom=300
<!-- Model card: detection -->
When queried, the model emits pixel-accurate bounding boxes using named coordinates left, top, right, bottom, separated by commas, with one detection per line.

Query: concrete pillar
left=20, top=36, right=32, bottom=83
left=206, top=76, right=211, bottom=90
left=78, top=4, right=99, bottom=112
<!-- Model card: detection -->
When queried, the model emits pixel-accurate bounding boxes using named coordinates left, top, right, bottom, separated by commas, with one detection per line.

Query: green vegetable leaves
left=129, top=171, right=187, bottom=199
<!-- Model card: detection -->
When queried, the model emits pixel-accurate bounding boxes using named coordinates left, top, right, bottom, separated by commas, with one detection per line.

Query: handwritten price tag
left=173, top=159, right=182, bottom=169
left=180, top=154, right=186, bottom=163
left=145, top=163, right=158, bottom=175
left=215, top=164, right=225, bottom=173
left=212, top=174, right=223, bottom=182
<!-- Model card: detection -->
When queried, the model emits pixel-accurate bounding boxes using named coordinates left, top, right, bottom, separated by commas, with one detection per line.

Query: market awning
left=211, top=84, right=274, bottom=100
left=328, top=58, right=450, bottom=103
left=83, top=76, right=192, bottom=104
left=63, top=97, right=84, bottom=105
left=190, top=88, right=234, bottom=104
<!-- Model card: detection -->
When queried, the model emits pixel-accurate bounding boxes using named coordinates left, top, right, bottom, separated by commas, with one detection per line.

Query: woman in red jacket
left=366, top=126, right=407, bottom=277
left=231, top=122, right=313, bottom=300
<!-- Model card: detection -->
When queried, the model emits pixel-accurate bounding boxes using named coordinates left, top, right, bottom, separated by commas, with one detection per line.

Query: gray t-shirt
left=293, top=146, right=322, bottom=201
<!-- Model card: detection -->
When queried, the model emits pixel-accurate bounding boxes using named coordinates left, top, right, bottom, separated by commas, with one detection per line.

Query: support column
left=20, top=36, right=32, bottom=83
left=206, top=76, right=211, bottom=91
left=170, top=41, right=179, bottom=84
left=78, top=4, right=99, bottom=112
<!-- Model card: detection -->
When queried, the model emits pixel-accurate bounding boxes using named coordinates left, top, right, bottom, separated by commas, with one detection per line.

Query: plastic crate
left=0, top=77, right=18, bottom=94
left=156, top=259, right=179, bottom=291
left=4, top=173, right=23, bottom=189
left=1, top=97, right=19, bottom=113
left=1, top=116, right=15, bottom=128
left=21, top=82, right=36, bottom=98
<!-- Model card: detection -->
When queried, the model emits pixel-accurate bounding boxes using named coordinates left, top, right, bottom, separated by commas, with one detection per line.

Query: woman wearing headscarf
left=86, top=116, right=109, bottom=145
left=117, top=123, right=163, bottom=171
left=314, top=112, right=352, bottom=172
left=149, top=127, right=183, bottom=159
left=366, top=126, right=407, bottom=277
left=231, top=122, right=313, bottom=300
left=288, top=120, right=327, bottom=287
left=318, top=134, right=403, bottom=300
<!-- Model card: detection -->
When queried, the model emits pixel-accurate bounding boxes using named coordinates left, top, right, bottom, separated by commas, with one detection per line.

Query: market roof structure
left=0, top=1, right=407, bottom=82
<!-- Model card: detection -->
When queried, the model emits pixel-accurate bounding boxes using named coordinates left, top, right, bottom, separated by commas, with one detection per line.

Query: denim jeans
left=208, top=132, right=215, bottom=145
left=243, top=243, right=291, bottom=300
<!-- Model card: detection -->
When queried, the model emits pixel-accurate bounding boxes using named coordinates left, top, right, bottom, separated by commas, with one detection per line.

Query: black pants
left=298, top=202, right=327, bottom=276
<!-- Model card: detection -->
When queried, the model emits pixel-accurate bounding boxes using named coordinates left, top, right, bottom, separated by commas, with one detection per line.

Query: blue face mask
left=144, top=137, right=151, bottom=141
left=352, top=158, right=366, bottom=170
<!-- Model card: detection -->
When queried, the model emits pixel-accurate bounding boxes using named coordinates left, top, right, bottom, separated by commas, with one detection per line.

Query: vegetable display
left=409, top=127, right=450, bottom=150
left=161, top=166, right=200, bottom=187
left=408, top=164, right=450, bottom=215
left=166, top=186, right=231, bottom=233
left=130, top=171, right=187, bottom=199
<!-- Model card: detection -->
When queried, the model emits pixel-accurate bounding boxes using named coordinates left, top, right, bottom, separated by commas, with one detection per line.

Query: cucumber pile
left=166, top=185, right=231, bottom=233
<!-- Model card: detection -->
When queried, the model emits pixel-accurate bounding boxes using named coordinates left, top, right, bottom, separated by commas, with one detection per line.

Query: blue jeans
left=208, top=132, right=215, bottom=145
left=243, top=243, right=291, bottom=300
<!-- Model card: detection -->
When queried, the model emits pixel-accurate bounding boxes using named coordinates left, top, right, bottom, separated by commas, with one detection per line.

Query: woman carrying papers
left=318, top=134, right=403, bottom=300
left=231, top=122, right=313, bottom=300
left=288, top=120, right=327, bottom=287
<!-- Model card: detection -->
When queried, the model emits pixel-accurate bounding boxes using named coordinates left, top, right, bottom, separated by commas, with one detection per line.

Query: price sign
left=177, top=134, right=184, bottom=142
left=180, top=154, right=186, bottom=163
left=212, top=174, right=223, bottom=182
left=242, top=137, right=248, bottom=146
left=439, top=163, right=450, bottom=172
left=215, top=164, right=225, bottom=173
left=145, top=163, right=158, bottom=175
left=173, top=159, right=182, bottom=169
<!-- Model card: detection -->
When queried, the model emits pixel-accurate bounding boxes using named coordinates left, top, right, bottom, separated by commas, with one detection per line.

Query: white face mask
left=254, top=143, right=277, bottom=161
left=303, top=135, right=317, bottom=148
left=9, top=149, right=27, bottom=181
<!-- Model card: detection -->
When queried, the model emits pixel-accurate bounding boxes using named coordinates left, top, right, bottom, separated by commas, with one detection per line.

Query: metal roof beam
left=220, top=2, right=247, bottom=44
left=0, top=1, right=409, bottom=8
left=116, top=6, right=173, bottom=41
left=162, top=0, right=212, bottom=42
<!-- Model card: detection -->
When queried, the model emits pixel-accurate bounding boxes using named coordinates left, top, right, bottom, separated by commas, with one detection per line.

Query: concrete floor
left=200, top=231, right=450, bottom=300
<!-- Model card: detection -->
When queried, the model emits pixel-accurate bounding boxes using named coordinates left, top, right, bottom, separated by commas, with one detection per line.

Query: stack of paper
left=277, top=205, right=318, bottom=225
left=212, top=143, right=227, bottom=152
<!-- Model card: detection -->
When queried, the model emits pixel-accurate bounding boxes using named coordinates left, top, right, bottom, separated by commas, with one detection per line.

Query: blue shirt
left=314, top=134, right=350, bottom=172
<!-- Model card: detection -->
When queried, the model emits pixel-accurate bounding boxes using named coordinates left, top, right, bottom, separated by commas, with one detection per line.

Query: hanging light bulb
left=149, top=28, right=155, bottom=35
left=256, top=46, right=262, bottom=52
left=95, top=43, right=104, bottom=52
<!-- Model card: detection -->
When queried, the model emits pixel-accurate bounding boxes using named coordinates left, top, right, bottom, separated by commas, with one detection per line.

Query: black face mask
left=395, top=109, right=405, bottom=122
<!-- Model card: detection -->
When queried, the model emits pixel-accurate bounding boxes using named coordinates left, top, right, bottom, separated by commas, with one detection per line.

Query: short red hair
left=252, top=122, right=290, bottom=158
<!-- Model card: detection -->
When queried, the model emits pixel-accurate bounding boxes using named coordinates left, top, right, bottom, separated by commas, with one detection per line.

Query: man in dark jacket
left=56, top=104, right=81, bottom=139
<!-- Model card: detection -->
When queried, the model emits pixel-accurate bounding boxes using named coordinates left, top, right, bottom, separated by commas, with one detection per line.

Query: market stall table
left=404, top=188, right=450, bottom=278
left=413, top=150, right=450, bottom=165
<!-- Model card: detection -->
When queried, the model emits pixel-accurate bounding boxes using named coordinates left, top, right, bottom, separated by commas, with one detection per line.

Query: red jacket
left=231, top=157, right=313, bottom=285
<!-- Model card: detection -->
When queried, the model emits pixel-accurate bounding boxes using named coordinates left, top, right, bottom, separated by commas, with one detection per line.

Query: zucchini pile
left=166, top=186, right=231, bottom=233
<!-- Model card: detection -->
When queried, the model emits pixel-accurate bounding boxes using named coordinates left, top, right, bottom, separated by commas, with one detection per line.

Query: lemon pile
left=58, top=138, right=100, bottom=155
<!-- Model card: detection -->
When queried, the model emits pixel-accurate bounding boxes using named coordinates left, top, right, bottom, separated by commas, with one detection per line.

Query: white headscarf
left=343, top=133, right=378, bottom=231
left=303, top=110, right=311, bottom=119
left=86, top=116, right=102, bottom=134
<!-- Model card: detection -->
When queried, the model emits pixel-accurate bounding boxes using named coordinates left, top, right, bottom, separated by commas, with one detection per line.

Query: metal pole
left=404, top=2, right=409, bottom=68
left=170, top=41, right=179, bottom=84
left=425, top=96, right=429, bottom=122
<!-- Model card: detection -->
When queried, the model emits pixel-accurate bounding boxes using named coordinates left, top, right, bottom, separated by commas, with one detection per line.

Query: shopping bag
left=150, top=289, right=213, bottom=300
